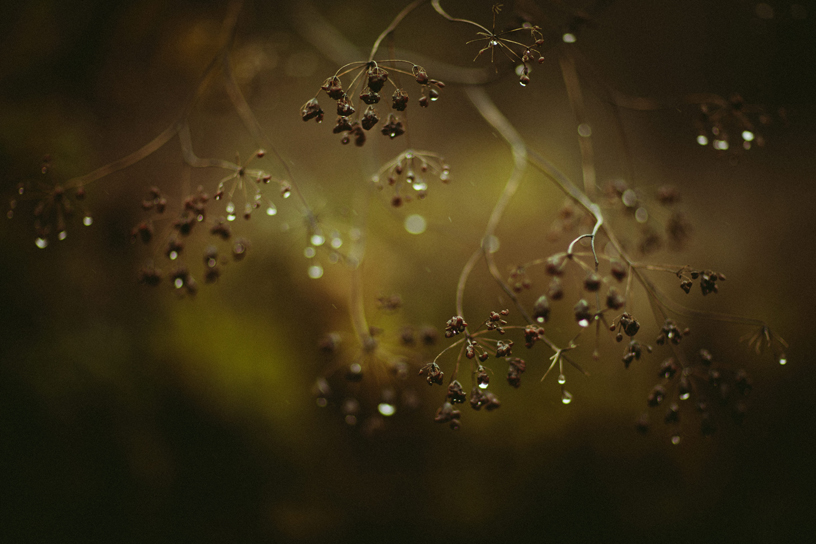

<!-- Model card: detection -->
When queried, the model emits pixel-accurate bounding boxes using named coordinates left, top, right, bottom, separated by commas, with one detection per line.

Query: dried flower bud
left=367, top=66, right=389, bottom=92
left=413, top=65, right=429, bottom=84
left=610, top=260, right=627, bottom=282
left=444, top=315, right=467, bottom=337
left=574, top=299, right=592, bottom=326
left=381, top=114, right=405, bottom=139
left=336, top=96, right=355, bottom=117
left=533, top=295, right=550, bottom=323
left=548, top=278, right=564, bottom=301
left=332, top=116, right=353, bottom=134
left=447, top=380, right=467, bottom=404
left=392, top=89, right=409, bottom=111
left=434, top=402, right=461, bottom=429
left=584, top=271, right=602, bottom=292
left=321, top=76, right=344, bottom=99
left=419, top=362, right=444, bottom=386
left=361, top=106, right=379, bottom=131
left=648, top=385, right=666, bottom=407
left=495, top=340, right=513, bottom=358
left=605, top=287, right=625, bottom=310
left=301, top=98, right=324, bottom=122
left=546, top=254, right=566, bottom=276
left=359, top=89, right=381, bottom=105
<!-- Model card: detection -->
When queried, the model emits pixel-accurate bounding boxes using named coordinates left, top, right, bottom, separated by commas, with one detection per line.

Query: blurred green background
left=1, top=0, right=814, bottom=542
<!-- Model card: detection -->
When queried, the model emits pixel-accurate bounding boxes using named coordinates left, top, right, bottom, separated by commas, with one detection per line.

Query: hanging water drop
left=778, top=355, right=787, bottom=366
left=266, top=205, right=277, bottom=216
left=561, top=389, right=573, bottom=404
left=671, top=435, right=682, bottom=445
left=697, top=135, right=708, bottom=146
left=378, top=403, right=396, bottom=417
left=83, top=215, right=93, bottom=226
left=58, top=230, right=67, bottom=241
left=311, top=234, right=325, bottom=246
left=35, top=237, right=48, bottom=249
left=308, top=264, right=324, bottom=279
left=558, top=374, right=566, bottom=385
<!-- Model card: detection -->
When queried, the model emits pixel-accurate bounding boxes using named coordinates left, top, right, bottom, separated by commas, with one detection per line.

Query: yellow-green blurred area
left=1, top=0, right=815, bottom=542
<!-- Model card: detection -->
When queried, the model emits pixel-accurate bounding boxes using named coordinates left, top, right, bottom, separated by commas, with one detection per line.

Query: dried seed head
left=361, top=106, right=379, bottom=131
left=301, top=98, right=324, bottom=123
left=321, top=76, right=344, bottom=99
left=367, top=66, right=389, bottom=92
left=610, top=260, right=627, bottom=282
left=392, top=89, right=409, bottom=111
left=573, top=299, right=592, bottom=326
left=605, top=287, right=625, bottom=310
left=533, top=295, right=551, bottom=323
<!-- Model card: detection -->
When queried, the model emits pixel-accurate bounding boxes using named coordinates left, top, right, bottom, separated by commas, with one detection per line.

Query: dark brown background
left=1, top=0, right=814, bottom=542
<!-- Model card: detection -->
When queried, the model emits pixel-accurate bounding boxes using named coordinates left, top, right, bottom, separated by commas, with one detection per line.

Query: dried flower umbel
left=301, top=61, right=444, bottom=146
left=372, top=150, right=450, bottom=207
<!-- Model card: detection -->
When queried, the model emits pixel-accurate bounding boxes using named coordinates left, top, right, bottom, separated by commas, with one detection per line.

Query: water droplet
left=304, top=247, right=316, bottom=258
left=578, top=123, right=592, bottom=137
left=742, top=130, right=755, bottom=142
left=18, top=186, right=24, bottom=195
left=671, top=435, right=681, bottom=445
left=562, top=32, right=577, bottom=43
left=227, top=214, right=236, bottom=222
left=621, top=189, right=638, bottom=207
left=169, top=251, right=179, bottom=260
left=266, top=205, right=277, bottom=216
left=713, top=139, right=730, bottom=151
left=206, top=258, right=217, bottom=268
left=6, top=210, right=13, bottom=219
left=561, top=389, right=573, bottom=404
left=82, top=215, right=93, bottom=226
left=519, top=79, right=527, bottom=87
left=225, top=202, right=235, bottom=214
left=378, top=403, right=396, bottom=417
left=478, top=382, right=489, bottom=390
left=439, top=170, right=450, bottom=182
left=490, top=40, right=498, bottom=46
left=404, top=151, right=414, bottom=159
left=679, top=392, right=690, bottom=400
left=173, top=278, right=184, bottom=289
left=330, top=237, right=342, bottom=249
left=35, top=237, right=48, bottom=249
left=412, top=181, right=427, bottom=191
left=743, top=141, right=752, bottom=150
left=58, top=230, right=67, bottom=241
left=635, top=207, right=648, bottom=223
left=403, top=214, right=428, bottom=234
left=308, top=264, right=324, bottom=279
left=344, top=414, right=357, bottom=425
left=316, top=397, right=328, bottom=408
left=282, top=189, right=291, bottom=198
left=311, top=234, right=325, bottom=246
left=578, top=319, right=590, bottom=328
left=558, top=374, right=566, bottom=385
left=697, top=135, right=709, bottom=146
left=778, top=355, right=787, bottom=366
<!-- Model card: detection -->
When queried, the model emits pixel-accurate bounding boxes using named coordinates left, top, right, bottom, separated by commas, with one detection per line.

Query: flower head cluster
left=132, top=184, right=253, bottom=295
left=637, top=348, right=753, bottom=443
left=9, top=156, right=93, bottom=249
left=301, top=61, right=444, bottom=146
left=372, top=150, right=450, bottom=207
left=693, top=94, right=776, bottom=153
